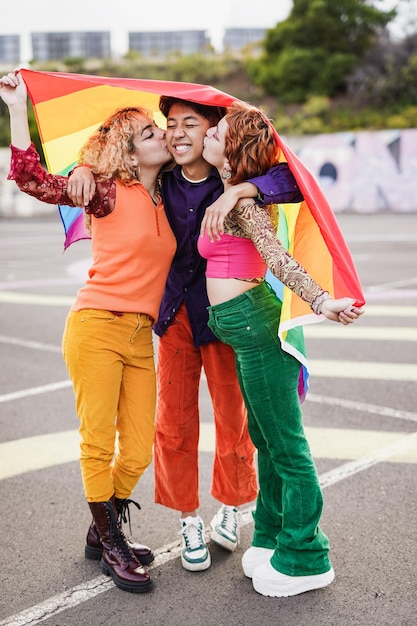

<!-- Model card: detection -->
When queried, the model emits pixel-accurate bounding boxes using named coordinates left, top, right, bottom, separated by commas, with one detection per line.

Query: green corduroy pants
left=208, top=282, right=332, bottom=576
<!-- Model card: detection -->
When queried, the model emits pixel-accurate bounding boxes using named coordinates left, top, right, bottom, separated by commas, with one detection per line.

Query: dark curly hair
left=159, top=96, right=226, bottom=127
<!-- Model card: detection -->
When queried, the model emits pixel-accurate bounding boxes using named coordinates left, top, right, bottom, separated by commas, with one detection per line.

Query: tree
left=246, top=0, right=397, bottom=103
left=347, top=31, right=417, bottom=107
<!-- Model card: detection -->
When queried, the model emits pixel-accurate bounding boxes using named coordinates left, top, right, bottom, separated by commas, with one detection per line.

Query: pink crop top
left=198, top=232, right=267, bottom=279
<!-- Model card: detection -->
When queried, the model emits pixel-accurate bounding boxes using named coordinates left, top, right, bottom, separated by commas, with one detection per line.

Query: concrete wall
left=285, top=128, right=417, bottom=213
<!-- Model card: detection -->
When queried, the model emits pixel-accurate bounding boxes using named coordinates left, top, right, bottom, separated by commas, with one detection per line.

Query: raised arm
left=0, top=71, right=31, bottom=149
left=0, top=71, right=94, bottom=209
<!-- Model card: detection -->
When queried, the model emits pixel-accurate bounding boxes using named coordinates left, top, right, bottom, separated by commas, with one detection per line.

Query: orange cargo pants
left=154, top=304, right=258, bottom=511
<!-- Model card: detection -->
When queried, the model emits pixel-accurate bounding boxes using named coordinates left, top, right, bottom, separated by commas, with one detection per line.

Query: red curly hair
left=224, top=102, right=280, bottom=185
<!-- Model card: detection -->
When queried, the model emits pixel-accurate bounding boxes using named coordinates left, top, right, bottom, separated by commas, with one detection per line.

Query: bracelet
left=72, top=164, right=92, bottom=171
left=311, top=291, right=330, bottom=315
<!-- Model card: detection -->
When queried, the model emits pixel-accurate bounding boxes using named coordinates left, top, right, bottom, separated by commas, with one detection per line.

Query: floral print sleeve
left=224, top=203, right=328, bottom=310
left=7, top=143, right=115, bottom=217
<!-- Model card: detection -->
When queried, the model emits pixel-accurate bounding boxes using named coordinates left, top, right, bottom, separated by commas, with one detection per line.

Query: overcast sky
left=2, top=0, right=293, bottom=61
left=2, top=0, right=411, bottom=63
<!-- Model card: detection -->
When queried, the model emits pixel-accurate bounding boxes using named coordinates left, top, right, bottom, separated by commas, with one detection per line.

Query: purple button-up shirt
left=153, top=163, right=303, bottom=348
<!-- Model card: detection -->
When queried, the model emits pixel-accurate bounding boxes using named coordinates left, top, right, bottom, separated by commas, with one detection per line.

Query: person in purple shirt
left=67, top=95, right=303, bottom=573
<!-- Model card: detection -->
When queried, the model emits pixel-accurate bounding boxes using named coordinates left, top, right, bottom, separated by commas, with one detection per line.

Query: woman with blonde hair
left=199, top=101, right=364, bottom=597
left=0, top=71, right=177, bottom=593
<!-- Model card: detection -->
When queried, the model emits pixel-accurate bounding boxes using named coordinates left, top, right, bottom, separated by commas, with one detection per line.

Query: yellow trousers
left=62, top=309, right=156, bottom=502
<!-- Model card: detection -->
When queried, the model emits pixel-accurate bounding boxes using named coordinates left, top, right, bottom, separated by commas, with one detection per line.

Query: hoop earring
left=221, top=167, right=232, bottom=180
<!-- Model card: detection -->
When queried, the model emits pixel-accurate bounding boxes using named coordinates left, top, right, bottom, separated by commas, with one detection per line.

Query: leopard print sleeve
left=225, top=203, right=328, bottom=309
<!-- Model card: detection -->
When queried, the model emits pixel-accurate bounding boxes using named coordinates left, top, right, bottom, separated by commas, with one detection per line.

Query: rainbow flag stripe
left=20, top=69, right=365, bottom=400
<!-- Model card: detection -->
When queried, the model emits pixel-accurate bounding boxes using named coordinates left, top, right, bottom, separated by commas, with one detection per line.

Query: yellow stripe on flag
left=34, top=85, right=165, bottom=144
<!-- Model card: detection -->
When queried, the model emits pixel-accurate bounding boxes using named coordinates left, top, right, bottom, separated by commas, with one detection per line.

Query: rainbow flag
left=20, top=68, right=236, bottom=250
left=20, top=68, right=365, bottom=400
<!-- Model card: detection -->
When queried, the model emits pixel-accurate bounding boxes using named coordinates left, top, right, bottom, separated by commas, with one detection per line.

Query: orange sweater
left=73, top=179, right=176, bottom=321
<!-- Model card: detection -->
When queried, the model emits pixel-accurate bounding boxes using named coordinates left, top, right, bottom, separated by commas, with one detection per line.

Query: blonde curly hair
left=79, top=106, right=157, bottom=183
left=78, top=106, right=172, bottom=233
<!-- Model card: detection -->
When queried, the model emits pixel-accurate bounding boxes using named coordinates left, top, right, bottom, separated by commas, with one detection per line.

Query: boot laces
left=116, top=498, right=141, bottom=536
left=104, top=501, right=137, bottom=564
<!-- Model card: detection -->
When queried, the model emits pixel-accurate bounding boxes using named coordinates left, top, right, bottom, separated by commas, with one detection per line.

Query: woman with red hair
left=199, top=101, right=365, bottom=597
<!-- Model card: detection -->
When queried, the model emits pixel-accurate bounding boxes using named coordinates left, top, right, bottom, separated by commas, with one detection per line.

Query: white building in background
left=128, top=30, right=211, bottom=58
left=31, top=31, right=111, bottom=62
left=0, top=27, right=270, bottom=64
left=0, top=34, right=21, bottom=64
left=223, top=27, right=267, bottom=51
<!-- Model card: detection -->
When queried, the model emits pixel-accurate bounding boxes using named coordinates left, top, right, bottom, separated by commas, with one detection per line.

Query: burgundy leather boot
left=85, top=497, right=154, bottom=565
left=88, top=498, right=153, bottom=593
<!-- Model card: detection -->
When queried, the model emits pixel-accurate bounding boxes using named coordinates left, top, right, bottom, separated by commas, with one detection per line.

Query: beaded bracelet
left=311, top=291, right=331, bottom=315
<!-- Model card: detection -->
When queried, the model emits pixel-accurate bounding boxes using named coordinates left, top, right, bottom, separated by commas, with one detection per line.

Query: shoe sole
left=210, top=527, right=238, bottom=552
left=101, top=562, right=153, bottom=593
left=242, top=549, right=274, bottom=578
left=253, top=568, right=335, bottom=597
left=181, top=553, right=212, bottom=571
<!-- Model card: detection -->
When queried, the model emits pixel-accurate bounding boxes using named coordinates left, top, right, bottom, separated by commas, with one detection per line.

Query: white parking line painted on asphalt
left=1, top=423, right=417, bottom=482
left=0, top=355, right=415, bottom=409
left=0, top=291, right=73, bottom=305
left=310, top=360, right=417, bottom=381
left=360, top=304, right=417, bottom=316
left=307, top=393, right=417, bottom=423
left=319, top=431, right=417, bottom=487
left=0, top=335, right=63, bottom=353
left=0, top=278, right=80, bottom=290
left=366, top=276, right=417, bottom=291
left=2, top=429, right=416, bottom=626
left=303, top=325, right=417, bottom=341
left=0, top=381, right=72, bottom=404
left=0, top=429, right=80, bottom=480
left=346, top=234, right=417, bottom=242
left=3, top=323, right=416, bottom=355
left=365, top=289, right=417, bottom=300
left=0, top=289, right=416, bottom=316
left=308, top=427, right=417, bottom=463
left=0, top=576, right=114, bottom=626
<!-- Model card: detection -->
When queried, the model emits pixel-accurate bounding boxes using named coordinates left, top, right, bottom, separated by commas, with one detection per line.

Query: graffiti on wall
left=287, top=128, right=417, bottom=213
left=2, top=130, right=417, bottom=216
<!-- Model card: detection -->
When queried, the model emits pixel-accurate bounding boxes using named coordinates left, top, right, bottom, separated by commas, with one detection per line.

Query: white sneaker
left=252, top=561, right=335, bottom=597
left=210, top=505, right=240, bottom=552
left=179, top=516, right=211, bottom=571
left=242, top=546, right=275, bottom=578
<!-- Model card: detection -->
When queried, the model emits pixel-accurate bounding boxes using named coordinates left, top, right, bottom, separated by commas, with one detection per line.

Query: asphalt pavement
left=0, top=213, right=416, bottom=626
